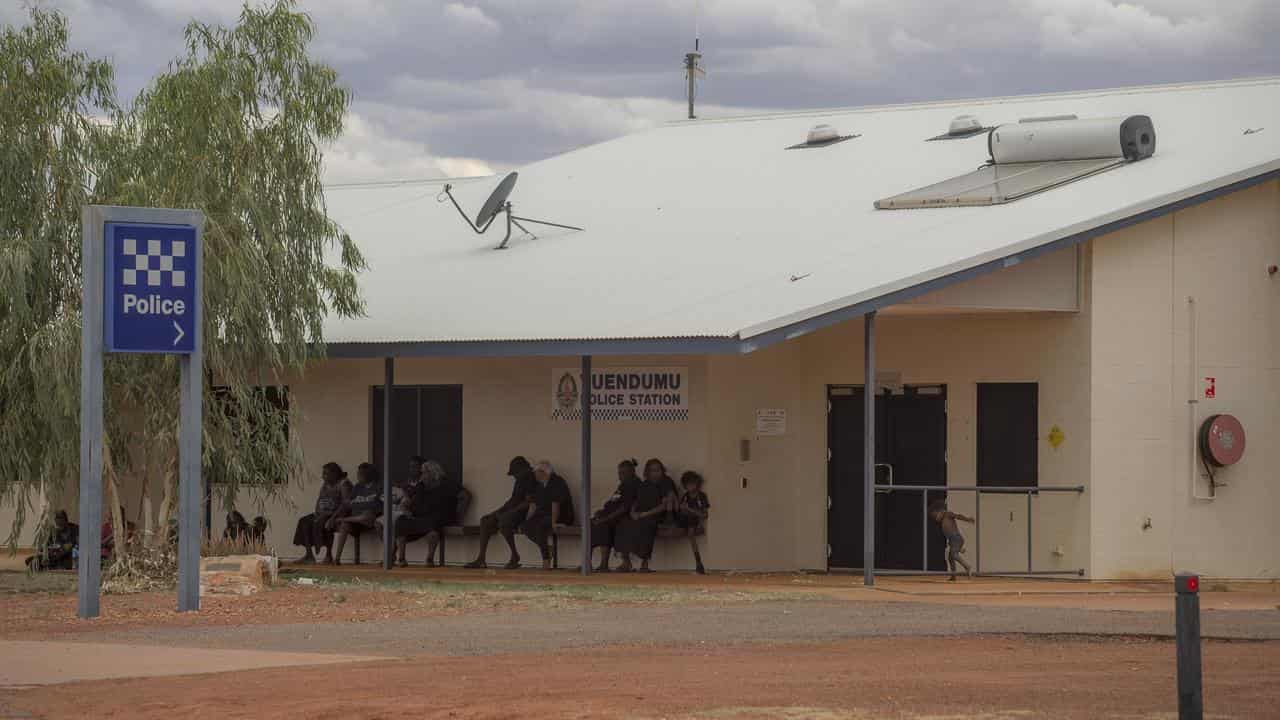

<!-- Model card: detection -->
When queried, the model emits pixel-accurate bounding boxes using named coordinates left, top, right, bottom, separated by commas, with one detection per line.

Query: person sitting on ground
left=521, top=460, right=576, bottom=570
left=465, top=456, right=538, bottom=570
left=393, top=460, right=460, bottom=567
left=615, top=458, right=669, bottom=573
left=101, top=506, right=136, bottom=562
left=590, top=459, right=640, bottom=572
left=928, top=499, right=974, bottom=581
left=26, top=510, right=78, bottom=571
left=223, top=511, right=251, bottom=541
left=674, top=471, right=710, bottom=575
left=331, top=463, right=383, bottom=565
left=292, top=462, right=350, bottom=564
left=250, top=516, right=268, bottom=542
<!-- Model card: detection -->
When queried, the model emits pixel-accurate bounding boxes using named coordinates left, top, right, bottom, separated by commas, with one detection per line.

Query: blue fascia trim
left=325, top=168, right=1280, bottom=360
left=323, top=336, right=740, bottom=359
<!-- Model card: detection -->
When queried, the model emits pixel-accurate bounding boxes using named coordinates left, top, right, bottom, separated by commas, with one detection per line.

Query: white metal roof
left=322, top=77, right=1280, bottom=350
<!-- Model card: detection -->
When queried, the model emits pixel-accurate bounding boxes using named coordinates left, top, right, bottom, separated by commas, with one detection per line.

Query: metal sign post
left=79, top=206, right=205, bottom=618
left=1175, top=573, right=1204, bottom=719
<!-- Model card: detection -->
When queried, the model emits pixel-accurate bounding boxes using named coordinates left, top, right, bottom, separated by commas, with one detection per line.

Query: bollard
left=1174, top=572, right=1203, bottom=720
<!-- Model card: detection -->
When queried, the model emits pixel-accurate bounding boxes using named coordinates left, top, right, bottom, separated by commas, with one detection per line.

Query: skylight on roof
left=877, top=115, right=1155, bottom=210
left=925, top=114, right=990, bottom=141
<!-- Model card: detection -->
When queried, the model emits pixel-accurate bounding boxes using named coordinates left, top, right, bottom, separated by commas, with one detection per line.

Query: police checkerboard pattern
left=121, top=237, right=187, bottom=288
left=553, top=407, right=689, bottom=422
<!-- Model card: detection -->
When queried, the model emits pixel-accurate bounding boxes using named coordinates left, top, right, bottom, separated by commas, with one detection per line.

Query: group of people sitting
left=26, top=506, right=139, bottom=572
left=291, top=454, right=710, bottom=572
left=292, top=457, right=463, bottom=566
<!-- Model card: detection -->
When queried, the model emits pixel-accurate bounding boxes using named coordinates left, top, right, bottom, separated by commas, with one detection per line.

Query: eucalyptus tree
left=1, top=1, right=364, bottom=551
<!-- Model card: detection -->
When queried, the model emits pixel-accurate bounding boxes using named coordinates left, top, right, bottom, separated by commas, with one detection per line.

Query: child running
left=674, top=471, right=710, bottom=575
left=928, top=499, right=974, bottom=581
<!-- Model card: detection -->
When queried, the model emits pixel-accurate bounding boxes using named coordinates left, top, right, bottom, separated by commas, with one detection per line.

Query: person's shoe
left=594, top=564, right=611, bottom=573
left=464, top=559, right=487, bottom=569
left=397, top=559, right=409, bottom=568
left=503, top=557, right=522, bottom=570
left=332, top=557, right=342, bottom=566
left=695, top=562, right=706, bottom=575
left=299, top=554, right=316, bottom=565
left=948, top=575, right=956, bottom=582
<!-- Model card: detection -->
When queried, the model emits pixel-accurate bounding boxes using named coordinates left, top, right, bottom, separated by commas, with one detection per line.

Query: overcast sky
left=7, top=1, right=1280, bottom=184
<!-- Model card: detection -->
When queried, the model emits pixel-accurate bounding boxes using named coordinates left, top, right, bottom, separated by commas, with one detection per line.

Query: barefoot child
left=674, top=471, right=710, bottom=575
left=929, top=499, right=973, bottom=580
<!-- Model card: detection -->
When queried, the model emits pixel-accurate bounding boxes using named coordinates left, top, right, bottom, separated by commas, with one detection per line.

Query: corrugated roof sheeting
left=322, top=78, right=1280, bottom=347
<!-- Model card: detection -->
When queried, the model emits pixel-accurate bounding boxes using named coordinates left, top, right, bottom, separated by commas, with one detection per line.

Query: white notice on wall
left=756, top=408, right=787, bottom=436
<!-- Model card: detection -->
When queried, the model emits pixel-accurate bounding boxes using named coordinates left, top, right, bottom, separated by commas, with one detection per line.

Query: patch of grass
left=282, top=572, right=804, bottom=607
left=0, top=570, right=76, bottom=595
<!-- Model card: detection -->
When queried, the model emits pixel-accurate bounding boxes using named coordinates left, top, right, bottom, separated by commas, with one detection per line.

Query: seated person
left=615, top=458, right=668, bottom=573
left=375, top=455, right=426, bottom=538
left=520, top=460, right=575, bottom=570
left=101, top=506, right=136, bottom=562
left=26, top=510, right=78, bottom=571
left=393, top=460, right=459, bottom=567
left=223, top=511, right=251, bottom=541
left=674, top=471, right=710, bottom=575
left=465, top=456, right=538, bottom=570
left=250, top=516, right=268, bottom=542
left=292, top=462, right=350, bottom=564
left=331, top=462, right=383, bottom=564
left=590, top=459, right=640, bottom=573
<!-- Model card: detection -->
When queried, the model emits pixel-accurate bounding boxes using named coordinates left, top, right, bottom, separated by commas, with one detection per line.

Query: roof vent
left=807, top=124, right=839, bottom=144
left=926, top=114, right=989, bottom=141
left=949, top=115, right=982, bottom=135
left=787, top=123, right=859, bottom=150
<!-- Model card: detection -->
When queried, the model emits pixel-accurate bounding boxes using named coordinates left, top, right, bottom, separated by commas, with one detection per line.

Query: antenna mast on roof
left=684, top=0, right=706, bottom=119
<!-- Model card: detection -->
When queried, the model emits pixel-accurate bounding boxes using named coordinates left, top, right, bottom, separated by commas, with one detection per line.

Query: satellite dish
left=439, top=171, right=583, bottom=250
left=475, top=172, right=518, bottom=228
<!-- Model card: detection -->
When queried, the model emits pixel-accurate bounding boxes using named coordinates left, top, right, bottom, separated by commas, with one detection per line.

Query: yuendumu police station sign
left=552, top=367, right=689, bottom=422
left=80, top=206, right=204, bottom=621
left=104, top=223, right=197, bottom=353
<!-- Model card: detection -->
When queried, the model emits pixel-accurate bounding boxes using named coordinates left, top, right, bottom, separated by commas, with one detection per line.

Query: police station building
left=10, top=78, right=1280, bottom=580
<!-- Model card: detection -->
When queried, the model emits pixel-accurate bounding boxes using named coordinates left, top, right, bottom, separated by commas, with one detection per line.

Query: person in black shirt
left=466, top=456, right=538, bottom=569
left=332, top=463, right=382, bottom=565
left=393, top=460, right=460, bottom=567
left=292, top=462, right=350, bottom=564
left=674, top=471, right=711, bottom=574
left=615, top=458, right=670, bottom=573
left=590, top=459, right=640, bottom=572
left=521, top=460, right=576, bottom=570
left=26, top=510, right=78, bottom=571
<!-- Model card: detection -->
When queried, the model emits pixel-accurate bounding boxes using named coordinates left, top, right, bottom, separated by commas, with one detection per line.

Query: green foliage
left=0, top=1, right=364, bottom=546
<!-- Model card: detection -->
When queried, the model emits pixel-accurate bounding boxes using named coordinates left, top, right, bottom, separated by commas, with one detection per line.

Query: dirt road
left=4, top=635, right=1278, bottom=719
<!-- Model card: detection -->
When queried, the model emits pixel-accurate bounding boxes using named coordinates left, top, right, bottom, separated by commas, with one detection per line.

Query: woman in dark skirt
left=393, top=460, right=459, bottom=567
left=615, top=458, right=669, bottom=573
left=292, top=462, right=350, bottom=564
left=590, top=459, right=640, bottom=572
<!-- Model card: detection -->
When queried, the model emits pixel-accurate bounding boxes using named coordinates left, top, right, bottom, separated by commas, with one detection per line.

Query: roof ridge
left=669, top=75, right=1280, bottom=126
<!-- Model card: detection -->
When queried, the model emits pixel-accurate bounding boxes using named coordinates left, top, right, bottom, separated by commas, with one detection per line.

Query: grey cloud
left=6, top=0, right=1280, bottom=182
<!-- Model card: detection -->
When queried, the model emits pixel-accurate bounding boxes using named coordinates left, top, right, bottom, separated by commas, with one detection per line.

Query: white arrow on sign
left=173, top=321, right=185, bottom=346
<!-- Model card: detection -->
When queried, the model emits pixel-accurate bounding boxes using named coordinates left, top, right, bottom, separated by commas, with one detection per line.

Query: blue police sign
left=103, top=222, right=198, bottom=354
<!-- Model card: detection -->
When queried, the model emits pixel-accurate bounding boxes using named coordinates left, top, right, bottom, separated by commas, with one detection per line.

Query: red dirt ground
left=6, top=636, right=1279, bottom=719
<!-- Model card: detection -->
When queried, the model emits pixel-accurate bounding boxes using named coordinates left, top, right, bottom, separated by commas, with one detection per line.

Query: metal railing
left=870, top=484, right=1086, bottom=577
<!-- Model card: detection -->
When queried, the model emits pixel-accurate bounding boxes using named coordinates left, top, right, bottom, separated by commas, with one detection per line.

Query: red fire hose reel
left=1198, top=413, right=1246, bottom=468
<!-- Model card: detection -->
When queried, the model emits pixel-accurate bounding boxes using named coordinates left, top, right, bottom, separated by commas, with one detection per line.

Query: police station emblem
left=555, top=372, right=579, bottom=411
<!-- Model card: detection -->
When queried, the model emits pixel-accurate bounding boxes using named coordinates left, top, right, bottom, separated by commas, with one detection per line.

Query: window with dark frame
left=371, top=385, right=463, bottom=486
left=976, top=382, right=1038, bottom=488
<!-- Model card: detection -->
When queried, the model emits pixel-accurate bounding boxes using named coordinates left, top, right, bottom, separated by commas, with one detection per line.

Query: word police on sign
left=552, top=367, right=689, bottom=421
left=103, top=223, right=198, bottom=353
